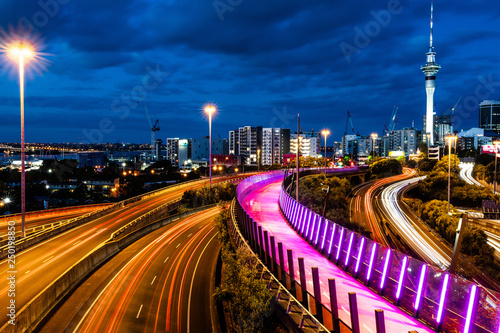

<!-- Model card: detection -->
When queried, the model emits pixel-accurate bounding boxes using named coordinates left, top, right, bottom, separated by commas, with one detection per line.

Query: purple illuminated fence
left=335, top=228, right=344, bottom=263
left=354, top=237, right=365, bottom=276
left=345, top=232, right=354, bottom=267
left=321, top=219, right=328, bottom=250
left=310, top=214, right=317, bottom=243
left=366, top=243, right=377, bottom=282
left=414, top=264, right=427, bottom=315
left=396, top=256, right=408, bottom=303
left=314, top=216, right=322, bottom=245
left=380, top=249, right=391, bottom=290
left=305, top=211, right=312, bottom=238
left=464, top=285, right=477, bottom=333
left=327, top=224, right=337, bottom=256
left=436, top=273, right=449, bottom=329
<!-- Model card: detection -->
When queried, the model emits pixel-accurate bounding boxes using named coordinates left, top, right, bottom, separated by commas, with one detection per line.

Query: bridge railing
left=279, top=172, right=500, bottom=333
left=233, top=170, right=393, bottom=332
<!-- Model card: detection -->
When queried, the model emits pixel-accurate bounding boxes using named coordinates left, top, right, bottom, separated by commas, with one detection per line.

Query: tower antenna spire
left=429, top=1, right=434, bottom=50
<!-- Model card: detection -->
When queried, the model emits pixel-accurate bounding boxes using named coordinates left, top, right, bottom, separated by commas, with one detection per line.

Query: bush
left=213, top=207, right=272, bottom=333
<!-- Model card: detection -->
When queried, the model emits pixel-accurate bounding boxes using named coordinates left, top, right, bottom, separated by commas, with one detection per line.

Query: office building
left=479, top=100, right=500, bottom=135
left=290, top=131, right=321, bottom=157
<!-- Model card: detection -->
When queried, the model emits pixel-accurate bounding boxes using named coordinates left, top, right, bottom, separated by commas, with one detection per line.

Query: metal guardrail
left=228, top=198, right=330, bottom=333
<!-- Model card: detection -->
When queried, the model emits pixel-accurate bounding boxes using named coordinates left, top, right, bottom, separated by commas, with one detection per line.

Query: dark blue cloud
left=0, top=0, right=499, bottom=143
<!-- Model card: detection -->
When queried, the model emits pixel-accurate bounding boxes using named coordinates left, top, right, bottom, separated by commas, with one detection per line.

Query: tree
left=418, top=158, right=437, bottom=172
left=434, top=154, right=460, bottom=176
left=419, top=142, right=428, bottom=159
left=370, top=158, right=402, bottom=179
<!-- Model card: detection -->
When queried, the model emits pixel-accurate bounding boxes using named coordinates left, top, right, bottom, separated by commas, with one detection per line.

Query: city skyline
left=0, top=0, right=499, bottom=143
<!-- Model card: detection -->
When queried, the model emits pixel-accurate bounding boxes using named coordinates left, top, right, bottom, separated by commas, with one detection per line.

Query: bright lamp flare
left=1, top=25, right=49, bottom=78
left=203, top=103, right=217, bottom=115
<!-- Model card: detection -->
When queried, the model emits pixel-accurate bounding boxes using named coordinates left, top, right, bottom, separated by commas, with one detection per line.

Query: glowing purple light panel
left=414, top=264, right=427, bottom=310
left=314, top=216, right=322, bottom=245
left=310, top=214, right=317, bottom=242
left=464, top=285, right=477, bottom=333
left=291, top=202, right=298, bottom=226
left=396, top=256, right=408, bottom=300
left=380, top=249, right=391, bottom=289
left=336, top=228, right=344, bottom=261
left=321, top=219, right=328, bottom=250
left=299, top=207, right=306, bottom=233
left=366, top=243, right=377, bottom=281
left=355, top=237, right=365, bottom=273
left=345, top=232, right=354, bottom=266
left=436, top=273, right=449, bottom=324
left=305, top=211, right=312, bottom=238
left=327, top=224, right=337, bottom=255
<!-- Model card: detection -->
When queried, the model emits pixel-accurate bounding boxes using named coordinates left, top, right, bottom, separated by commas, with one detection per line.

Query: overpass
left=233, top=169, right=500, bottom=333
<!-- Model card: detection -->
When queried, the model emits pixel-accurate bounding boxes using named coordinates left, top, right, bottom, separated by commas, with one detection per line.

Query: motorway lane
left=37, top=207, right=221, bottom=333
left=377, top=177, right=452, bottom=270
left=349, top=168, right=417, bottom=247
left=0, top=176, right=242, bottom=328
left=459, top=162, right=484, bottom=187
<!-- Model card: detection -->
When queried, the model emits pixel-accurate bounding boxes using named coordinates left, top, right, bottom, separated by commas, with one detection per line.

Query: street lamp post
left=257, top=148, right=260, bottom=172
left=321, top=130, right=330, bottom=174
left=204, top=104, right=216, bottom=188
left=371, top=133, right=378, bottom=163
left=494, top=141, right=500, bottom=194
left=446, top=135, right=457, bottom=214
left=6, top=42, right=35, bottom=238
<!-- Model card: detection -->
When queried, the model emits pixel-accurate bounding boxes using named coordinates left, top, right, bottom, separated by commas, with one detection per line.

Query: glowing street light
left=494, top=140, right=500, bottom=194
left=4, top=40, right=36, bottom=238
left=446, top=135, right=457, bottom=214
left=321, top=130, right=330, bottom=173
left=204, top=103, right=216, bottom=187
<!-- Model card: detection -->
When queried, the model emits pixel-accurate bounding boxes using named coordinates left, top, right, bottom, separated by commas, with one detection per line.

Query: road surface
left=37, top=207, right=221, bottom=333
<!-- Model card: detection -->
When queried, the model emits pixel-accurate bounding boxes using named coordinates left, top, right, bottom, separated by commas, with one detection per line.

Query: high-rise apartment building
left=261, top=128, right=290, bottom=165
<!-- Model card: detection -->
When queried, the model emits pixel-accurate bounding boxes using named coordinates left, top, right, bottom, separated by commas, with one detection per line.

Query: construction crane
left=450, top=97, right=462, bottom=134
left=344, top=110, right=356, bottom=136
left=382, top=106, right=398, bottom=136
left=138, top=98, right=160, bottom=162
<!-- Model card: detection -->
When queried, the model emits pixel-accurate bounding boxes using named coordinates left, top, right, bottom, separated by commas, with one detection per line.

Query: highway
left=459, top=162, right=483, bottom=187
left=377, top=176, right=452, bottom=270
left=0, top=175, right=244, bottom=328
left=37, top=207, right=221, bottom=333
left=349, top=168, right=417, bottom=247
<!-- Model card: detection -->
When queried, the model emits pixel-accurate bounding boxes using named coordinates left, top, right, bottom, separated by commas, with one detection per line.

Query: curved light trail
left=459, top=162, right=483, bottom=187
left=350, top=168, right=417, bottom=247
left=379, top=176, right=451, bottom=269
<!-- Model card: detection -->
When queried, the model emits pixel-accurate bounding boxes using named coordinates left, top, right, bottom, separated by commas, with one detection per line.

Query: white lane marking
left=25, top=271, right=30, bottom=274
left=363, top=324, right=374, bottom=333
left=151, top=276, right=156, bottom=285
left=188, top=233, right=192, bottom=237
left=187, top=232, right=218, bottom=333
left=72, top=240, right=82, bottom=246
left=176, top=243, right=181, bottom=248
left=43, top=256, right=54, bottom=263
left=136, top=304, right=143, bottom=319
left=164, top=257, right=169, bottom=263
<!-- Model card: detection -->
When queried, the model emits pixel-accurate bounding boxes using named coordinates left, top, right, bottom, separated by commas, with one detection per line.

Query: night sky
left=0, top=0, right=499, bottom=144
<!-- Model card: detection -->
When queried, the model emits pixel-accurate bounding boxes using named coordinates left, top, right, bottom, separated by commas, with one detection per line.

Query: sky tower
left=421, top=1, right=441, bottom=146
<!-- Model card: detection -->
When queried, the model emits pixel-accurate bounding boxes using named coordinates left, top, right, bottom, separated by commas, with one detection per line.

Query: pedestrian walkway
left=241, top=179, right=433, bottom=333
